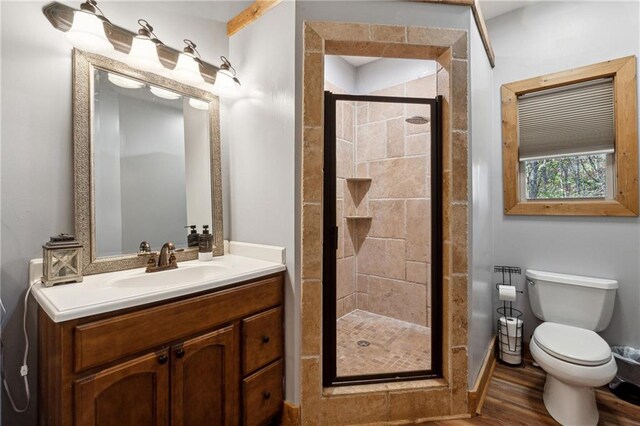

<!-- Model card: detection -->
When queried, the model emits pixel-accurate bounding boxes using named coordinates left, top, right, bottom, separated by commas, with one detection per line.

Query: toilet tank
left=526, top=269, right=618, bottom=331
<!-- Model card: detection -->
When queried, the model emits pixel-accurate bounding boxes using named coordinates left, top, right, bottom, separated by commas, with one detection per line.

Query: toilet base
left=543, top=374, right=599, bottom=426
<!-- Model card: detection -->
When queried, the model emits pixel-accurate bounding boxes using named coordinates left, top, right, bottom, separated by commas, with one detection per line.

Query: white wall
left=468, top=15, right=494, bottom=386
left=325, top=55, right=357, bottom=93
left=227, top=0, right=297, bottom=402
left=487, top=1, right=640, bottom=347
left=0, top=3, right=229, bottom=424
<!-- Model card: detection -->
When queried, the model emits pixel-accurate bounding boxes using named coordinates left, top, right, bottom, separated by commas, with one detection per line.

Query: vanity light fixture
left=65, top=0, right=114, bottom=54
left=107, top=73, right=145, bottom=89
left=212, top=56, right=241, bottom=97
left=128, top=19, right=164, bottom=73
left=150, top=86, right=182, bottom=100
left=188, top=98, right=209, bottom=110
left=173, top=39, right=205, bottom=85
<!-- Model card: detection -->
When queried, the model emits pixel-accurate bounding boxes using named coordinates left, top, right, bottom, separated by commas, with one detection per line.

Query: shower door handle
left=335, top=226, right=339, bottom=250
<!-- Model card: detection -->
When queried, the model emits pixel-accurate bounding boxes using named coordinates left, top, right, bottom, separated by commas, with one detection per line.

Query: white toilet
left=526, top=269, right=618, bottom=426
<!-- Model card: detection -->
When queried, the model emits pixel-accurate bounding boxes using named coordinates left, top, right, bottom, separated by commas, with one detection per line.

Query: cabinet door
left=171, top=324, right=240, bottom=426
left=75, top=350, right=169, bottom=426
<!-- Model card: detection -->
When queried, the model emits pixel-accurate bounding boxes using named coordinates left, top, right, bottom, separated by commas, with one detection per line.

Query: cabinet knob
left=176, top=348, right=185, bottom=358
left=263, top=391, right=271, bottom=400
left=157, top=354, right=168, bottom=365
left=262, top=335, right=270, bottom=344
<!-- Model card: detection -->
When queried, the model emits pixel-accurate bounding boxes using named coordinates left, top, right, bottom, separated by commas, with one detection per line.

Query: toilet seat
left=533, top=322, right=611, bottom=366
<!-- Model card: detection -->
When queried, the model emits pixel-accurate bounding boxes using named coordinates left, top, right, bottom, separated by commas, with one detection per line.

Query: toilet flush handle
left=527, top=278, right=535, bottom=286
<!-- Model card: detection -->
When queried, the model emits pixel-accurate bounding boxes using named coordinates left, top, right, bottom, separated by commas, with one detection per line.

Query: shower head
left=405, top=116, right=430, bottom=125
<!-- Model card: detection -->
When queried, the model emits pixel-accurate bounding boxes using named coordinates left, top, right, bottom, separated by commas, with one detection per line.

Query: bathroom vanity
left=35, top=252, right=286, bottom=426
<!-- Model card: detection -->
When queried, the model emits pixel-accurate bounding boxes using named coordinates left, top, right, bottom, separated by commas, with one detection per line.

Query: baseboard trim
left=282, top=400, right=301, bottom=426
left=468, top=335, right=497, bottom=416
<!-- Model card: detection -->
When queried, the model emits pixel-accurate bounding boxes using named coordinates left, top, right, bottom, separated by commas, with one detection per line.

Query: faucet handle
left=139, top=241, right=151, bottom=253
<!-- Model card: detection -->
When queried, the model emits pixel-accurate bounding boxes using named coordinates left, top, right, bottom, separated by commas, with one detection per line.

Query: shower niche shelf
left=345, top=177, right=372, bottom=183
left=345, top=216, right=372, bottom=221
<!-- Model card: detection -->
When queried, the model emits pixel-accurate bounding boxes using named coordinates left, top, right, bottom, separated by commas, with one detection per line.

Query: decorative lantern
left=42, top=234, right=84, bottom=287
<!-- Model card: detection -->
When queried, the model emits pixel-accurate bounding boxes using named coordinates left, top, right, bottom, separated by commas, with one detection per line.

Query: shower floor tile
left=336, top=309, right=431, bottom=377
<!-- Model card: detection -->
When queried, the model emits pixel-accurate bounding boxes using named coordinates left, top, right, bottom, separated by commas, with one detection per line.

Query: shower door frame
left=322, top=92, right=444, bottom=387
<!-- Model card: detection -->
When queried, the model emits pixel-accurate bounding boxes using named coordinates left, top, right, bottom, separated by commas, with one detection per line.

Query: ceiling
left=340, top=56, right=380, bottom=67
left=479, top=0, right=538, bottom=20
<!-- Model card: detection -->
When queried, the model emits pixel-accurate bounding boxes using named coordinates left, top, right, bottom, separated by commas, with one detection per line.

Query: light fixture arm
left=219, top=56, right=237, bottom=77
left=80, top=0, right=111, bottom=24
left=136, top=19, right=163, bottom=45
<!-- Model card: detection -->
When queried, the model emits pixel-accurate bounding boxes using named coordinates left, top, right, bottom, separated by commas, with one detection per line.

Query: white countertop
left=31, top=241, right=286, bottom=323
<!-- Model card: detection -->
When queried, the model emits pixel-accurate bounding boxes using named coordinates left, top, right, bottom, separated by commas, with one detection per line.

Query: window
left=501, top=56, right=638, bottom=216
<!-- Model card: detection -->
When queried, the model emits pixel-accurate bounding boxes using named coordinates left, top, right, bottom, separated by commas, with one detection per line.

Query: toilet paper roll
left=499, top=316, right=522, bottom=338
left=498, top=285, right=517, bottom=302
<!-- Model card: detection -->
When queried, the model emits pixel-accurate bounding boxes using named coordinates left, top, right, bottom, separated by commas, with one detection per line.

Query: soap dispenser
left=198, top=225, right=213, bottom=261
left=185, top=225, right=199, bottom=247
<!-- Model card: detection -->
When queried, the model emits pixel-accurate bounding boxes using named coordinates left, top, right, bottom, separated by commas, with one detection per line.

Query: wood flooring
left=434, top=358, right=640, bottom=425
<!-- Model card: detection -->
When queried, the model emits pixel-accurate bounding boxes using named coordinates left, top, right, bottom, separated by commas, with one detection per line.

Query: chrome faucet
left=137, top=241, right=182, bottom=273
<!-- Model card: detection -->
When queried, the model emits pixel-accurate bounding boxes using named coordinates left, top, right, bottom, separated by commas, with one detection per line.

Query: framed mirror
left=73, top=50, right=223, bottom=275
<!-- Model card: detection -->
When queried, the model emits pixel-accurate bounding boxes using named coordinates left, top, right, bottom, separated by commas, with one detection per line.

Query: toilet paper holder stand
left=495, top=265, right=525, bottom=367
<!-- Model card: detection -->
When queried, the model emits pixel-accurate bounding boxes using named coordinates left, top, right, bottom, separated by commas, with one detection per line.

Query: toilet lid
left=533, top=322, right=612, bottom=366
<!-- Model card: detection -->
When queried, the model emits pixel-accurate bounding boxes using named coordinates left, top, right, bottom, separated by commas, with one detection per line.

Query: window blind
left=518, top=78, right=615, bottom=161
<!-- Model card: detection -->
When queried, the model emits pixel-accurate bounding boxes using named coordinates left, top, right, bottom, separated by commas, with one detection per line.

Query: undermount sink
left=106, top=263, right=232, bottom=289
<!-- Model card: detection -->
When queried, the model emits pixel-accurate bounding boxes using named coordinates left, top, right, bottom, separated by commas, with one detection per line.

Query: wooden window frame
left=502, top=56, right=638, bottom=216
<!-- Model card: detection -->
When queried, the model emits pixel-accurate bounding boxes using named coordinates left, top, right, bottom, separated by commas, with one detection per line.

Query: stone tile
left=356, top=162, right=368, bottom=178
left=357, top=121, right=386, bottom=162
left=303, top=52, right=323, bottom=127
left=357, top=238, right=405, bottom=280
left=300, top=356, right=321, bottom=424
left=372, top=84, right=404, bottom=97
left=302, top=127, right=323, bottom=203
left=371, top=24, right=406, bottom=43
left=344, top=218, right=355, bottom=257
left=406, top=261, right=428, bottom=284
left=357, top=103, right=368, bottom=125
left=451, top=204, right=468, bottom=274
left=357, top=273, right=369, bottom=293
left=343, top=102, right=354, bottom=142
left=452, top=32, right=468, bottom=60
left=406, top=74, right=437, bottom=98
left=406, top=199, right=431, bottom=262
left=442, top=276, right=451, bottom=381
left=442, top=170, right=451, bottom=242
left=336, top=139, right=354, bottom=178
left=337, top=310, right=431, bottom=376
left=369, top=100, right=403, bottom=122
left=337, top=257, right=355, bottom=299
left=356, top=292, right=369, bottom=310
left=452, top=131, right=468, bottom=202
left=369, top=157, right=426, bottom=199
left=451, top=275, right=468, bottom=347
left=336, top=101, right=344, bottom=139
left=303, top=24, right=323, bottom=52
left=344, top=293, right=356, bottom=314
left=406, top=133, right=430, bottom=156
left=336, top=297, right=345, bottom=319
left=336, top=177, right=344, bottom=198
left=406, top=26, right=466, bottom=48
left=336, top=199, right=344, bottom=259
left=386, top=117, right=404, bottom=158
left=451, top=346, right=469, bottom=415
left=443, top=241, right=451, bottom=280
left=310, top=21, right=370, bottom=42
left=368, top=277, right=427, bottom=325
left=388, top=388, right=451, bottom=420
left=369, top=199, right=405, bottom=239
left=301, top=280, right=322, bottom=356
left=321, top=393, right=388, bottom=424
left=302, top=203, right=322, bottom=279
left=452, top=59, right=468, bottom=131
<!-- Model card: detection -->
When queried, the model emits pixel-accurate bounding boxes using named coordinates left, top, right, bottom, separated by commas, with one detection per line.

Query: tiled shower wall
left=327, top=74, right=436, bottom=327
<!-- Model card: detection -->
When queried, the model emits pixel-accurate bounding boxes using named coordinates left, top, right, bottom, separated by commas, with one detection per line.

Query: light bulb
left=107, top=73, right=144, bottom=89
left=173, top=53, right=204, bottom=85
left=212, top=70, right=241, bottom=97
left=65, top=11, right=113, bottom=53
left=128, top=36, right=163, bottom=72
left=189, top=98, right=209, bottom=110
left=150, top=86, right=181, bottom=100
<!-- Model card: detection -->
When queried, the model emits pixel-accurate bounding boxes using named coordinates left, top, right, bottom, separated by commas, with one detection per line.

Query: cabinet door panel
left=171, top=324, right=240, bottom=426
left=74, top=350, right=169, bottom=426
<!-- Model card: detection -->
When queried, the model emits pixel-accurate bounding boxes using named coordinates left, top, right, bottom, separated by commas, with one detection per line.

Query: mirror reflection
left=93, top=68, right=212, bottom=257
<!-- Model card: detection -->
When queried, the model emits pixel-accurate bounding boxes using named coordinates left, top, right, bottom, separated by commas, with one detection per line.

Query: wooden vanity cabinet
left=39, top=273, right=284, bottom=426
